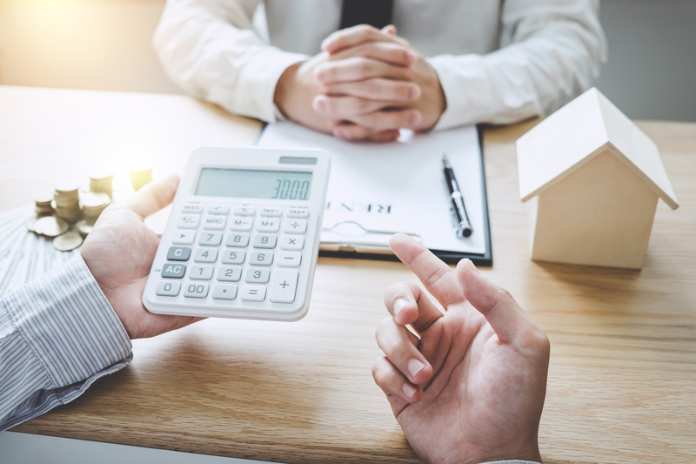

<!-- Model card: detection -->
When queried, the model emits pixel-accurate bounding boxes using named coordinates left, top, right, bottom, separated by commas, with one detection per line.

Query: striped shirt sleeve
left=0, top=254, right=132, bottom=431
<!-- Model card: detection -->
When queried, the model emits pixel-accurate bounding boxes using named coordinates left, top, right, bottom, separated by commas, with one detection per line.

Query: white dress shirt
left=154, top=0, right=606, bottom=129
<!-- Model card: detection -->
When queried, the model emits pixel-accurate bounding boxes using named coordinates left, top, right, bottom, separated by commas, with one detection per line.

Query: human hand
left=81, top=175, right=200, bottom=339
left=274, top=26, right=423, bottom=143
left=373, top=235, right=549, bottom=464
left=319, top=25, right=447, bottom=140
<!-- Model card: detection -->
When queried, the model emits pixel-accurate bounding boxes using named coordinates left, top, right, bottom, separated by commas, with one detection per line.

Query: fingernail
left=408, top=359, right=425, bottom=378
left=402, top=383, right=417, bottom=399
left=393, top=298, right=409, bottom=317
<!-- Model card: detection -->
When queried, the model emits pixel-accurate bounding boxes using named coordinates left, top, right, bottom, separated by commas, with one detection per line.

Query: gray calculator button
left=184, top=282, right=209, bottom=298
left=190, top=265, right=214, bottom=280
left=172, top=230, right=195, bottom=245
left=182, top=204, right=203, bottom=214
left=246, top=267, right=270, bottom=283
left=229, top=217, right=254, bottom=231
left=194, top=247, right=218, bottom=263
left=167, top=246, right=191, bottom=261
left=280, top=235, right=304, bottom=251
left=234, top=206, right=256, bottom=216
left=162, top=263, right=187, bottom=278
left=286, top=207, right=309, bottom=218
left=278, top=251, right=302, bottom=267
left=241, top=285, right=266, bottom=302
left=256, top=217, right=280, bottom=232
left=156, top=280, right=181, bottom=296
left=260, top=207, right=282, bottom=217
left=269, top=269, right=299, bottom=303
left=212, top=284, right=238, bottom=300
left=198, top=231, right=223, bottom=246
left=284, top=219, right=307, bottom=234
left=217, top=265, right=242, bottom=282
left=249, top=251, right=274, bottom=266
left=207, top=205, right=230, bottom=215
left=253, top=234, right=277, bottom=249
left=221, top=249, right=246, bottom=265
left=226, top=232, right=250, bottom=248
left=203, top=215, right=227, bottom=230
left=177, top=214, right=200, bottom=229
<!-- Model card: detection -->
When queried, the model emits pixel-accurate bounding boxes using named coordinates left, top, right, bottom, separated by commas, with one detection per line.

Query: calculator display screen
left=195, top=168, right=313, bottom=201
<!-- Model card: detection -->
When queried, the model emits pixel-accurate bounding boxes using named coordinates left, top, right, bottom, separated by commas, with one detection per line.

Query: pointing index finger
left=389, top=234, right=465, bottom=308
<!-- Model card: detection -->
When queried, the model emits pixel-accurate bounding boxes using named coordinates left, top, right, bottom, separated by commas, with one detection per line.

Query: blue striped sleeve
left=0, top=254, right=132, bottom=431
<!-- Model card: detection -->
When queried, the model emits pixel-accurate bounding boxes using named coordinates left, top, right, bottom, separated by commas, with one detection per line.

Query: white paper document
left=258, top=122, right=490, bottom=259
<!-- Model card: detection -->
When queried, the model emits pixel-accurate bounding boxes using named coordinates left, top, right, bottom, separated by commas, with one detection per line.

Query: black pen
left=442, top=154, right=473, bottom=238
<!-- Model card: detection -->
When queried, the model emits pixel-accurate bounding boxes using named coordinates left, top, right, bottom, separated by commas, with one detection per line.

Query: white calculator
left=143, top=147, right=330, bottom=321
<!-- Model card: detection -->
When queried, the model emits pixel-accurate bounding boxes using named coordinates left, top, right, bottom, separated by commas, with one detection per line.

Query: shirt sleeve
left=153, top=0, right=308, bottom=123
left=0, top=254, right=132, bottom=431
left=429, top=0, right=607, bottom=130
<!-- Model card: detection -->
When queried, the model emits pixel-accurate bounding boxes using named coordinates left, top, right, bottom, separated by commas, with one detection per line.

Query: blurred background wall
left=1, top=0, right=694, bottom=121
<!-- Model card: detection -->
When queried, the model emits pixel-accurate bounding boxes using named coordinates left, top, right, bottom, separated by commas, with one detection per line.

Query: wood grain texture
left=3, top=88, right=695, bottom=463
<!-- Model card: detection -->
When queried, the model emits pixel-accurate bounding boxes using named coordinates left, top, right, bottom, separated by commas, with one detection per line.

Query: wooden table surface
left=3, top=86, right=696, bottom=464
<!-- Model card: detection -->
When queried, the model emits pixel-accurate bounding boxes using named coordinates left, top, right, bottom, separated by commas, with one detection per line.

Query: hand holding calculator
left=143, top=147, right=330, bottom=321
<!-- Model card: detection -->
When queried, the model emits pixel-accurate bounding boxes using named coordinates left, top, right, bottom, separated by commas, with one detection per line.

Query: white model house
left=516, top=88, right=679, bottom=269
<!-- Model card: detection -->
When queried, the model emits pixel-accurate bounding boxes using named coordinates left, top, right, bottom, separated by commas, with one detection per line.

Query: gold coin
left=33, top=216, right=69, bottom=238
left=53, top=230, right=83, bottom=252
left=34, top=192, right=54, bottom=207
left=76, top=219, right=94, bottom=237
left=80, top=192, right=111, bottom=209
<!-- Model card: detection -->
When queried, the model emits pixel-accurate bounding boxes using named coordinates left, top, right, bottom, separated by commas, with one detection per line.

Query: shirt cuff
left=5, top=254, right=132, bottom=388
left=219, top=48, right=307, bottom=123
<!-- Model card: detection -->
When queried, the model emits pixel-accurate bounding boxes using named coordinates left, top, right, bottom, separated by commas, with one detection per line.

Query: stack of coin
left=77, top=192, right=111, bottom=236
left=89, top=172, right=114, bottom=198
left=34, top=193, right=54, bottom=217
left=129, top=168, right=153, bottom=191
left=53, top=184, right=81, bottom=223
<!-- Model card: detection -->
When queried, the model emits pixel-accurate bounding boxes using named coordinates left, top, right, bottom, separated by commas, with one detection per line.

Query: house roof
left=516, top=88, right=679, bottom=210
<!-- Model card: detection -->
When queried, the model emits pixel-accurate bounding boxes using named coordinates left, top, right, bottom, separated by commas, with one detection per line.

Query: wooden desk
left=3, top=86, right=695, bottom=463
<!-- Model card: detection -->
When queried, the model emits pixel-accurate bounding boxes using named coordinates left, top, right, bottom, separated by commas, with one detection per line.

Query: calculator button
left=246, top=267, right=271, bottom=284
left=212, top=284, right=238, bottom=300
left=194, top=247, right=218, bottom=263
left=162, top=263, right=187, bottom=278
left=260, top=207, right=282, bottom=217
left=241, top=285, right=266, bottom=302
left=177, top=214, right=200, bottom=229
left=217, top=265, right=242, bottom=282
left=280, top=235, right=304, bottom=251
left=286, top=207, right=309, bottom=218
left=182, top=204, right=204, bottom=214
left=284, top=219, right=307, bottom=234
left=253, top=234, right=277, bottom=249
left=167, top=246, right=191, bottom=261
left=156, top=280, right=181, bottom=296
left=207, top=205, right=230, bottom=215
left=234, top=206, right=256, bottom=216
left=172, top=230, right=196, bottom=245
left=221, top=249, right=246, bottom=265
left=269, top=269, right=299, bottom=303
left=277, top=251, right=302, bottom=267
left=190, top=265, right=214, bottom=280
left=226, top=232, right=250, bottom=248
left=198, top=231, right=223, bottom=246
left=256, top=218, right=280, bottom=232
left=229, top=217, right=254, bottom=231
left=249, top=251, right=274, bottom=266
left=203, top=215, right=227, bottom=230
left=184, top=282, right=209, bottom=298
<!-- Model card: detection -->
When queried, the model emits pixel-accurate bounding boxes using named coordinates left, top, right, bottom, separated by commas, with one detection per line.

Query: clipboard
left=258, top=123, right=493, bottom=266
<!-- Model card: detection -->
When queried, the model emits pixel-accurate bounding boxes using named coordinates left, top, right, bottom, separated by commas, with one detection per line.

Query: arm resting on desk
left=0, top=255, right=132, bottom=431
left=153, top=0, right=307, bottom=123
left=430, top=0, right=607, bottom=130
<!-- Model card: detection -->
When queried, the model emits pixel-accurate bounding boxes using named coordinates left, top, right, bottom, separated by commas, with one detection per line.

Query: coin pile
left=34, top=193, right=54, bottom=217
left=89, top=173, right=114, bottom=198
left=53, top=184, right=81, bottom=223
